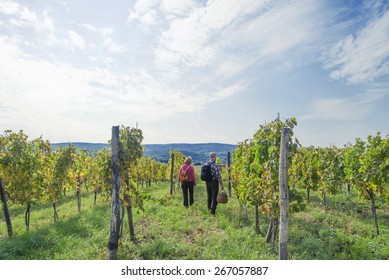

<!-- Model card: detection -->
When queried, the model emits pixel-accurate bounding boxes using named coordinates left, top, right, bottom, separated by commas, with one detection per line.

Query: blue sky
left=0, top=0, right=388, bottom=147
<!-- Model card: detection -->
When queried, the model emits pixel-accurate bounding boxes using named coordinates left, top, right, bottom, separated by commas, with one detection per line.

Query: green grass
left=1, top=182, right=389, bottom=260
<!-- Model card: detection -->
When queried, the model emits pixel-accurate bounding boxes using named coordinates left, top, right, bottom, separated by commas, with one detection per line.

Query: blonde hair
left=184, top=156, right=192, bottom=164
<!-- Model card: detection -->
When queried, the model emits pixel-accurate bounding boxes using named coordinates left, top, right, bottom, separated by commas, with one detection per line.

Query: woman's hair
left=184, top=156, right=192, bottom=164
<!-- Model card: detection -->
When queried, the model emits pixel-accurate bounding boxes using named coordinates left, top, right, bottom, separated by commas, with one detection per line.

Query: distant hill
left=143, top=143, right=237, bottom=164
left=51, top=142, right=237, bottom=164
left=52, top=142, right=109, bottom=152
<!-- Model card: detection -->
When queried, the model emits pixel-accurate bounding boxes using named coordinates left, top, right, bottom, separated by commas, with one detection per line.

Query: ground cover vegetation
left=1, top=181, right=389, bottom=260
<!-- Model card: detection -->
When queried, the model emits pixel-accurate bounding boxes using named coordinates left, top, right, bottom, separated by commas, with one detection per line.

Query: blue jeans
left=206, top=179, right=219, bottom=214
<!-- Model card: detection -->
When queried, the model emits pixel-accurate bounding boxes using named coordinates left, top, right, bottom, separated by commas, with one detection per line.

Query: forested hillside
left=52, top=142, right=237, bottom=164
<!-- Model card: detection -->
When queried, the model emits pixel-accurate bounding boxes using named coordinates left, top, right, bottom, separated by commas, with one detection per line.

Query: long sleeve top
left=178, top=163, right=196, bottom=186
left=208, top=160, right=221, bottom=181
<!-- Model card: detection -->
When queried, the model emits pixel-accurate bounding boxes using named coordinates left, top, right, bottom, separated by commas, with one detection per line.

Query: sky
left=0, top=0, right=388, bottom=147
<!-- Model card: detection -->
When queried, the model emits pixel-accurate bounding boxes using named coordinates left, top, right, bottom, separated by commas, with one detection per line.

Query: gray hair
left=184, top=156, right=192, bottom=164
left=209, top=152, right=216, bottom=158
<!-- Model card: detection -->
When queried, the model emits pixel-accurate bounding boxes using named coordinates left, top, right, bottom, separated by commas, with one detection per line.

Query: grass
left=1, top=181, right=389, bottom=260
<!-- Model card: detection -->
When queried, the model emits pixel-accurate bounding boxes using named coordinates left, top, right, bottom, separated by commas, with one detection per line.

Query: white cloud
left=159, top=0, right=198, bottom=20
left=128, top=0, right=162, bottom=28
left=0, top=33, right=243, bottom=141
left=322, top=9, right=389, bottom=83
left=0, top=0, right=20, bottom=15
left=212, top=82, right=248, bottom=100
left=146, top=0, right=332, bottom=121
left=154, top=0, right=326, bottom=79
left=20, top=6, right=37, bottom=23
left=80, top=23, right=96, bottom=32
left=67, top=30, right=85, bottom=50
left=130, top=0, right=161, bottom=16
left=300, top=90, right=387, bottom=122
left=0, top=3, right=58, bottom=45
left=154, top=7, right=216, bottom=70
left=11, top=6, right=52, bottom=33
left=101, top=27, right=126, bottom=54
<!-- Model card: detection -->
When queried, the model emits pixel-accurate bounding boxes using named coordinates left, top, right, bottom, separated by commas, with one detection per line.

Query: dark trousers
left=181, top=181, right=194, bottom=207
left=206, top=179, right=219, bottom=214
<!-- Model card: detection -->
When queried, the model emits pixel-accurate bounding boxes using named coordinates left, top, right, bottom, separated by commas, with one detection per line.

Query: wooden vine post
left=170, top=153, right=175, bottom=195
left=108, top=126, right=121, bottom=260
left=279, top=127, right=290, bottom=260
left=124, top=172, right=136, bottom=240
left=0, top=179, right=13, bottom=237
left=77, top=177, right=82, bottom=213
left=227, top=151, right=232, bottom=197
left=255, top=205, right=260, bottom=234
left=25, top=203, right=31, bottom=231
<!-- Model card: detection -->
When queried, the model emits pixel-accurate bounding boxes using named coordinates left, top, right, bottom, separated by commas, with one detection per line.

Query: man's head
left=209, top=152, right=216, bottom=161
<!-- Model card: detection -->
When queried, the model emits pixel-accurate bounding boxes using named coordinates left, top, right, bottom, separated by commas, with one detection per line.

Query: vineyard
left=1, top=119, right=389, bottom=260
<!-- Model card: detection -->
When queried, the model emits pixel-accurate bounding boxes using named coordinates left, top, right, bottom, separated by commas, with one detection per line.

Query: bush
left=289, top=188, right=307, bottom=214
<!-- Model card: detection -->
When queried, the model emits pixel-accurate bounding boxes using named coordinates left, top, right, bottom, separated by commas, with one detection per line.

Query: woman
left=178, top=156, right=196, bottom=207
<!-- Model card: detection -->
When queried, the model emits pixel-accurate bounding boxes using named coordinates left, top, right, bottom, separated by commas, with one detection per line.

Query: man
left=205, top=152, right=224, bottom=215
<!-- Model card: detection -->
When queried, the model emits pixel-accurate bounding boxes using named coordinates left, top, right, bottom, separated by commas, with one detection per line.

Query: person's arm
left=218, top=176, right=224, bottom=189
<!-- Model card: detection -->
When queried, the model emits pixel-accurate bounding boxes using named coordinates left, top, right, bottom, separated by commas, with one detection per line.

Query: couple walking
left=178, top=152, right=224, bottom=215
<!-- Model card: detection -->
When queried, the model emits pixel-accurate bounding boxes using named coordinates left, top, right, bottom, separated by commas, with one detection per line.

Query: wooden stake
left=279, top=127, right=290, bottom=260
left=108, top=126, right=121, bottom=260
left=227, top=151, right=231, bottom=197
left=170, top=153, right=175, bottom=195
left=0, top=179, right=13, bottom=237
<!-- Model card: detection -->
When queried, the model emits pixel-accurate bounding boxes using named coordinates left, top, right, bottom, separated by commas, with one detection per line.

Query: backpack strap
left=181, top=165, right=190, bottom=173
left=209, top=161, right=215, bottom=177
